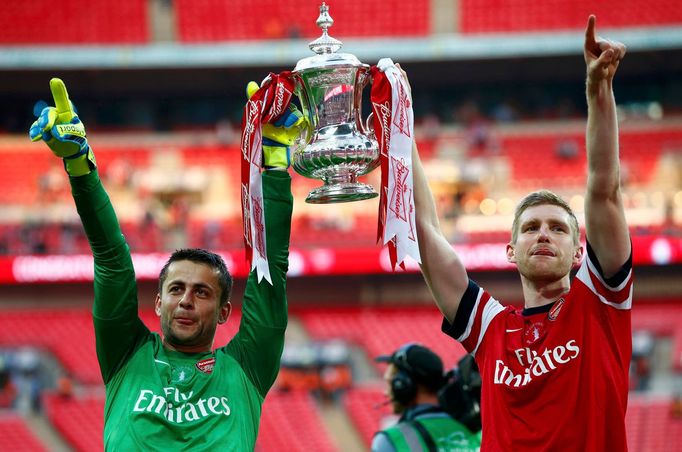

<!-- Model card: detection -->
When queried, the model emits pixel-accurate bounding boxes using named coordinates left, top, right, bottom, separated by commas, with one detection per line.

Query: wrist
left=64, top=146, right=96, bottom=177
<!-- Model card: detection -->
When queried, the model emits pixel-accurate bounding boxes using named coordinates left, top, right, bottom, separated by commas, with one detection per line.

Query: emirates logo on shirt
left=494, top=340, right=581, bottom=388
left=196, top=357, right=215, bottom=374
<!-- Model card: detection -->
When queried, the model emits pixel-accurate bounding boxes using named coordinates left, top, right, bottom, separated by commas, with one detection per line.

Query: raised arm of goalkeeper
left=30, top=78, right=145, bottom=379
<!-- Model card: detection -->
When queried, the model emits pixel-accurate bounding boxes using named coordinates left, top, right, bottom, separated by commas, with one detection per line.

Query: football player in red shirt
left=411, top=16, right=631, bottom=451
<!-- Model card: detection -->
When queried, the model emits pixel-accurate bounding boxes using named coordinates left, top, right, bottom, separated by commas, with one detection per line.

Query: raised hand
left=30, top=78, right=94, bottom=176
left=246, top=80, right=304, bottom=169
left=584, top=15, right=627, bottom=86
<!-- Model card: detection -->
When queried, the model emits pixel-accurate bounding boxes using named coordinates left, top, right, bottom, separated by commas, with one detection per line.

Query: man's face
left=155, top=260, right=231, bottom=353
left=507, top=204, right=583, bottom=282
left=383, top=363, right=406, bottom=414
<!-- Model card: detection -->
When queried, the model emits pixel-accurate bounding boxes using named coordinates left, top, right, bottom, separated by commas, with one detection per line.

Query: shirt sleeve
left=575, top=241, right=634, bottom=311
left=225, top=170, right=293, bottom=397
left=442, top=279, right=506, bottom=356
left=70, top=171, right=150, bottom=384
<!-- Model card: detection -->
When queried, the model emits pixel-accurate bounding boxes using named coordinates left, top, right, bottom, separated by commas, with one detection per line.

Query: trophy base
left=305, top=182, right=378, bottom=204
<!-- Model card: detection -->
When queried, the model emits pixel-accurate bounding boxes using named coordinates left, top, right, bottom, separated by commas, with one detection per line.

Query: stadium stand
left=627, top=396, right=682, bottom=451
left=342, top=384, right=392, bottom=447
left=297, top=306, right=470, bottom=370
left=0, top=0, right=148, bottom=44
left=0, top=412, right=48, bottom=451
left=175, top=0, right=429, bottom=42
left=0, top=309, right=240, bottom=384
left=3, top=124, right=681, bottom=255
left=460, top=0, right=682, bottom=33
left=43, top=393, right=102, bottom=452
left=258, top=390, right=337, bottom=452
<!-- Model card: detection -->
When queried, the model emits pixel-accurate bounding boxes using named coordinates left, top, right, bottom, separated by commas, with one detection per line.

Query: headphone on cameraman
left=390, top=343, right=418, bottom=405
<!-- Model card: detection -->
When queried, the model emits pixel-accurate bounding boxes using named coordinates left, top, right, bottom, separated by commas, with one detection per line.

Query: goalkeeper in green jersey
left=30, top=78, right=302, bottom=451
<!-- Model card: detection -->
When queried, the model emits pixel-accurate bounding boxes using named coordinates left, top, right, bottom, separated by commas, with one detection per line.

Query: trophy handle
left=292, top=73, right=313, bottom=150
left=364, top=112, right=375, bottom=138
left=354, top=67, right=375, bottom=139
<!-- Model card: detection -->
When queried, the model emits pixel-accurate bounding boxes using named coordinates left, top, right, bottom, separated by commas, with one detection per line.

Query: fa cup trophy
left=241, top=2, right=421, bottom=282
left=290, top=3, right=379, bottom=204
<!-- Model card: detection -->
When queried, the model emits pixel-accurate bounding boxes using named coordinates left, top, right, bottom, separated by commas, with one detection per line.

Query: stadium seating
left=3, top=125, right=679, bottom=255
left=459, top=0, right=682, bottom=34
left=257, top=390, right=337, bottom=451
left=627, top=396, right=682, bottom=451
left=297, top=306, right=469, bottom=371
left=43, top=393, right=103, bottom=452
left=0, top=0, right=148, bottom=44
left=175, top=0, right=429, bottom=42
left=0, top=412, right=48, bottom=451
left=0, top=309, right=240, bottom=384
left=0, top=303, right=679, bottom=389
left=499, top=128, right=682, bottom=191
left=633, top=304, right=682, bottom=371
left=343, top=384, right=393, bottom=447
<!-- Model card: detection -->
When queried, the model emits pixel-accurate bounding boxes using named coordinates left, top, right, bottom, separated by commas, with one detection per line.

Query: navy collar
left=522, top=300, right=556, bottom=317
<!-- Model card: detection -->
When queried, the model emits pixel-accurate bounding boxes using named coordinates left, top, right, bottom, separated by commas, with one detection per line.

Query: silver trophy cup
left=291, top=3, right=379, bottom=204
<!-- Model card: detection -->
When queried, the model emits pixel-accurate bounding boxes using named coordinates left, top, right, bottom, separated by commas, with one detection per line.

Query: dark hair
left=158, top=249, right=233, bottom=307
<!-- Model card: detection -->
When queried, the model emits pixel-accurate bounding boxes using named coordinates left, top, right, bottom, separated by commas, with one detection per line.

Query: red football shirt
left=443, top=244, right=633, bottom=451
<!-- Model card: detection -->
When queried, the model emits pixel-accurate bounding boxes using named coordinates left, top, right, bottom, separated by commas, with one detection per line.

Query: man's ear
left=506, top=243, right=516, bottom=263
left=154, top=294, right=162, bottom=317
left=218, top=302, right=232, bottom=325
left=573, top=245, right=584, bottom=266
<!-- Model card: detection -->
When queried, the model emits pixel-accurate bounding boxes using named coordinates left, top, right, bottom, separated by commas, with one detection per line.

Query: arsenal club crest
left=196, top=357, right=216, bottom=374
left=548, top=298, right=565, bottom=321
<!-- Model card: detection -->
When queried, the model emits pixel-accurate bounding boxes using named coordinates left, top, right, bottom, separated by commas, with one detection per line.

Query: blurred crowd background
left=1, top=0, right=682, bottom=450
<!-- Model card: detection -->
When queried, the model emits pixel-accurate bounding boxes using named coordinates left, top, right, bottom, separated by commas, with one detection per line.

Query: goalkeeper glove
left=246, top=80, right=304, bottom=170
left=29, top=78, right=95, bottom=177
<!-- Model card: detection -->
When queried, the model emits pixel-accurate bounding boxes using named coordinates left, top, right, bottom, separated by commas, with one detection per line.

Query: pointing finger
left=584, top=15, right=599, bottom=55
left=49, top=78, right=74, bottom=122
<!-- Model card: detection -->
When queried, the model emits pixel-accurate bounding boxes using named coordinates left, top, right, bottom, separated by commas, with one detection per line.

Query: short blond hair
left=511, top=190, right=580, bottom=245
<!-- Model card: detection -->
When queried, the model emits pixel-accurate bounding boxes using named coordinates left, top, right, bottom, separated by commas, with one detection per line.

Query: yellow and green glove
left=29, top=78, right=96, bottom=177
left=246, top=80, right=305, bottom=170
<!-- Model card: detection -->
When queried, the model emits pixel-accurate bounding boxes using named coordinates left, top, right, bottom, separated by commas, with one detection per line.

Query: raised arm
left=583, top=16, right=631, bottom=276
left=412, top=141, right=470, bottom=324
left=226, top=79, right=301, bottom=396
left=30, top=79, right=147, bottom=383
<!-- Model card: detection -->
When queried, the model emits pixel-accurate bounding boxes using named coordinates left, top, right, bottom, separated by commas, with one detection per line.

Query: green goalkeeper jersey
left=71, top=170, right=292, bottom=451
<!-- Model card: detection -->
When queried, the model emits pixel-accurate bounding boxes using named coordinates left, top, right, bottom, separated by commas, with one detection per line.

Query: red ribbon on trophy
left=240, top=72, right=295, bottom=283
left=370, top=59, right=421, bottom=270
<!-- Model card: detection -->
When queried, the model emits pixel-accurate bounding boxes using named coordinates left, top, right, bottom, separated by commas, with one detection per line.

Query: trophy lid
left=294, top=3, right=366, bottom=72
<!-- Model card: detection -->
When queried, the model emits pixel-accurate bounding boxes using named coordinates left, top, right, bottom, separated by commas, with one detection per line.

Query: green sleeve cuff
left=64, top=147, right=97, bottom=177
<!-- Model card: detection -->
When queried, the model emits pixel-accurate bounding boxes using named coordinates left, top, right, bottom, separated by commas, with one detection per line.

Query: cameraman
left=372, top=344, right=480, bottom=452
